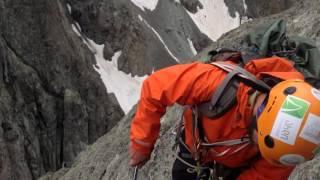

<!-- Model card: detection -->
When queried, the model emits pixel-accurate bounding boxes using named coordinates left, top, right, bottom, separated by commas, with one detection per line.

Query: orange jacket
left=130, top=57, right=304, bottom=179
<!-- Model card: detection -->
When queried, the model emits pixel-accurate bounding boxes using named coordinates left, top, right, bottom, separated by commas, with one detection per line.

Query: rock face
left=0, top=0, right=224, bottom=179
left=289, top=155, right=320, bottom=180
left=180, top=0, right=203, bottom=13
left=2, top=0, right=320, bottom=179
left=196, top=0, right=320, bottom=60
left=224, top=0, right=296, bottom=21
left=0, top=0, right=124, bottom=179
left=66, top=0, right=212, bottom=76
left=37, top=0, right=320, bottom=180
left=1, top=0, right=214, bottom=179
left=244, top=0, right=295, bottom=18
left=39, top=105, right=183, bottom=180
left=180, top=0, right=296, bottom=24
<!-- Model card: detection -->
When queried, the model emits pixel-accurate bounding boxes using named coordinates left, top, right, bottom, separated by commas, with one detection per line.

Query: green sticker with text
left=281, top=95, right=310, bottom=119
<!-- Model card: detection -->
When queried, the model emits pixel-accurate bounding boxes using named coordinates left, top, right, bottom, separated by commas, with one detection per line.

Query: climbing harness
left=171, top=61, right=271, bottom=179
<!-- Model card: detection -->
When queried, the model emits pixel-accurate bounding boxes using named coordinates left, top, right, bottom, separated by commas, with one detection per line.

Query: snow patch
left=71, top=24, right=81, bottom=37
left=67, top=3, right=72, bottom=14
left=138, top=15, right=180, bottom=62
left=74, top=22, right=82, bottom=32
left=187, top=38, right=197, bottom=55
left=243, top=0, right=247, bottom=13
left=186, top=0, right=240, bottom=41
left=71, top=23, right=96, bottom=53
left=131, top=0, right=158, bottom=11
left=71, top=23, right=147, bottom=114
left=91, top=45, right=147, bottom=114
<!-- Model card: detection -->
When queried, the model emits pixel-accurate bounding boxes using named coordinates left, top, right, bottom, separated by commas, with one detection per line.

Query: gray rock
left=66, top=0, right=212, bottom=76
left=145, top=0, right=211, bottom=61
left=0, top=0, right=212, bottom=178
left=67, top=0, right=178, bottom=76
left=39, top=0, right=320, bottom=179
left=2, top=0, right=320, bottom=179
left=102, top=42, right=114, bottom=60
left=224, top=0, right=296, bottom=19
left=179, top=0, right=203, bottom=13
left=244, top=0, right=296, bottom=18
left=289, top=155, right=320, bottom=180
left=0, top=0, right=124, bottom=179
left=38, top=105, right=183, bottom=180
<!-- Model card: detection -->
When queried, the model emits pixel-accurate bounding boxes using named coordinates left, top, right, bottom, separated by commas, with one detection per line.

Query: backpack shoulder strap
left=197, top=62, right=270, bottom=119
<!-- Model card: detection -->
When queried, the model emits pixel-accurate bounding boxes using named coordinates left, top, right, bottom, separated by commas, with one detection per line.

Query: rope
left=201, top=137, right=251, bottom=147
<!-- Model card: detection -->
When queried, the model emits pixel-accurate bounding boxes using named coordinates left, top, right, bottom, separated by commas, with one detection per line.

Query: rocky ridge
left=39, top=0, right=320, bottom=180
left=0, top=0, right=316, bottom=179
left=0, top=0, right=124, bottom=179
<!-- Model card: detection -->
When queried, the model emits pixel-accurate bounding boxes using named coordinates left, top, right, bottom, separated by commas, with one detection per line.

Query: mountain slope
left=39, top=0, right=320, bottom=179
left=0, top=0, right=124, bottom=179
left=0, top=0, right=306, bottom=179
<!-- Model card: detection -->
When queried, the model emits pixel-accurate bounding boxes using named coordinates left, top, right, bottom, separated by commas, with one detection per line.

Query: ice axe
left=132, top=166, right=138, bottom=180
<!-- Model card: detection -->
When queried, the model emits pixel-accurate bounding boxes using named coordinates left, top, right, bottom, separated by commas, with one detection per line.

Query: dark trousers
left=172, top=142, right=242, bottom=180
left=172, top=142, right=210, bottom=180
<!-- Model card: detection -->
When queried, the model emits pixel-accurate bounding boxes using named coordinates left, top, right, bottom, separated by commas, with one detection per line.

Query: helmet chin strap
left=248, top=116, right=258, bottom=143
left=248, top=94, right=268, bottom=142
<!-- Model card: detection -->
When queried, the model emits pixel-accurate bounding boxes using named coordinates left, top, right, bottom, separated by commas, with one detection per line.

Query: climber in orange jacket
left=129, top=57, right=320, bottom=179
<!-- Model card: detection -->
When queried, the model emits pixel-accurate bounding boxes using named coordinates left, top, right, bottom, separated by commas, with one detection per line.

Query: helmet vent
left=267, top=96, right=277, bottom=112
left=267, top=107, right=272, bottom=112
left=264, top=135, right=274, bottom=148
left=283, top=86, right=296, bottom=95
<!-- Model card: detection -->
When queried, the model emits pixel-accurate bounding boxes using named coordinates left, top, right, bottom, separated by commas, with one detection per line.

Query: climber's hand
left=129, top=147, right=150, bottom=167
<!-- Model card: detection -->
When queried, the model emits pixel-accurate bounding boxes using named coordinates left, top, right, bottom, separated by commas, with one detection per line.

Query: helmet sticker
left=280, top=95, right=310, bottom=119
left=270, top=95, right=310, bottom=145
left=299, top=113, right=320, bottom=145
left=311, top=88, right=320, bottom=101
left=279, top=154, right=305, bottom=165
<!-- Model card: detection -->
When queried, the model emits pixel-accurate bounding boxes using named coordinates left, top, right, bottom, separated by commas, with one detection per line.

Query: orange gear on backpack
left=257, top=79, right=320, bottom=166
